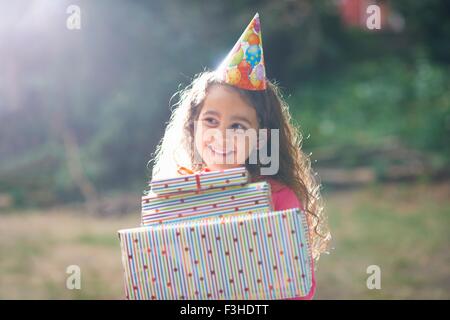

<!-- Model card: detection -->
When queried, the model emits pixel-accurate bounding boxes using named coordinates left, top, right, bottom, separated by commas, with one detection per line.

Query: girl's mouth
left=207, top=144, right=235, bottom=157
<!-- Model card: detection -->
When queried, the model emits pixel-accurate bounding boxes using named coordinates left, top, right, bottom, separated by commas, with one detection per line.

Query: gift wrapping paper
left=118, top=208, right=313, bottom=300
left=149, top=167, right=248, bottom=195
left=141, top=182, right=272, bottom=226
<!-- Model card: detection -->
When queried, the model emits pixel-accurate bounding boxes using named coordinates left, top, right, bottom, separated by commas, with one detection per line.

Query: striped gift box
left=149, top=167, right=248, bottom=195
left=118, top=208, right=314, bottom=300
left=141, top=182, right=272, bottom=226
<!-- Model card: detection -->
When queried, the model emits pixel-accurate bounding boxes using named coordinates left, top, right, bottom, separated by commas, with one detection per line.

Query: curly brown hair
left=150, top=70, right=331, bottom=263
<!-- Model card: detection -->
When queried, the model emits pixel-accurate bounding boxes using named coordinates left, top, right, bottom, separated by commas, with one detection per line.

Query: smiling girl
left=149, top=13, right=331, bottom=299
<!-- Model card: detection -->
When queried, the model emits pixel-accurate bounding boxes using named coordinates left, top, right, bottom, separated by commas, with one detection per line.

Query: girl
left=149, top=13, right=331, bottom=300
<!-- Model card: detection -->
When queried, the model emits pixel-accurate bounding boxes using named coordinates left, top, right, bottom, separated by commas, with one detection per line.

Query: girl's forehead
left=202, top=85, right=256, bottom=117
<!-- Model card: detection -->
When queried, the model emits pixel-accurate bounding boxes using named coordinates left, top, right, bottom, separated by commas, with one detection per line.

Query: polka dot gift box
left=118, top=208, right=314, bottom=300
left=149, top=166, right=249, bottom=196
left=141, top=181, right=272, bottom=227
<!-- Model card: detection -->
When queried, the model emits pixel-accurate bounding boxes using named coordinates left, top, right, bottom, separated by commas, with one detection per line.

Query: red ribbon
left=176, top=166, right=211, bottom=190
left=177, top=166, right=194, bottom=175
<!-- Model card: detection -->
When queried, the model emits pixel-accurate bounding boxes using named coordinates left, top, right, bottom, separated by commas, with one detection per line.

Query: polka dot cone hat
left=216, top=13, right=266, bottom=91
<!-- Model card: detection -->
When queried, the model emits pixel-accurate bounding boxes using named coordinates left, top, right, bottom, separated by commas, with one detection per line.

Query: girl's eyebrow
left=203, top=110, right=252, bottom=126
left=230, top=115, right=252, bottom=126
left=202, top=110, right=221, bottom=117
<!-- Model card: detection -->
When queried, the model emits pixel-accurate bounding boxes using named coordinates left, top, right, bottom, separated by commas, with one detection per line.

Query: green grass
left=0, top=182, right=448, bottom=299
left=315, top=182, right=450, bottom=299
left=75, top=233, right=119, bottom=248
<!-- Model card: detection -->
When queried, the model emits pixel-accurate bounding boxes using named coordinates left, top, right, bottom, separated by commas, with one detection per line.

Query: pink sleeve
left=272, top=187, right=304, bottom=211
left=272, top=187, right=316, bottom=300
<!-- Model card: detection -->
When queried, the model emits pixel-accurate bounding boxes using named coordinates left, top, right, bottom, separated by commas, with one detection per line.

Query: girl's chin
left=203, top=158, right=244, bottom=170
left=206, top=163, right=242, bottom=171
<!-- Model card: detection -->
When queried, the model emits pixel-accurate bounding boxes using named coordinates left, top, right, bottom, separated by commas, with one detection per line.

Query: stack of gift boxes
left=118, top=167, right=313, bottom=300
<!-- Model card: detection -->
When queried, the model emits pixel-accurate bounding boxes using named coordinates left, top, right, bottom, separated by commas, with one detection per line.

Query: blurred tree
left=0, top=0, right=448, bottom=207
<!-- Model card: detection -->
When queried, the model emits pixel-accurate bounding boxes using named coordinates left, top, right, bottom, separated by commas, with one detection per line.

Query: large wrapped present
left=141, top=181, right=272, bottom=226
left=149, top=167, right=248, bottom=195
left=118, top=208, right=314, bottom=300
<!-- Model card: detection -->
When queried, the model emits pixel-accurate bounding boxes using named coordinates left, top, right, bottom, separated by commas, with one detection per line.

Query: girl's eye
left=230, top=123, right=247, bottom=131
left=203, top=117, right=219, bottom=126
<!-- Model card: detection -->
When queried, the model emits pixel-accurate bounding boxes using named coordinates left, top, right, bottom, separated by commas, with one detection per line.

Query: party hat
left=216, top=13, right=266, bottom=91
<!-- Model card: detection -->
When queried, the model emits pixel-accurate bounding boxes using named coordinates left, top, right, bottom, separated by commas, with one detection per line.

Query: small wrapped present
left=118, top=208, right=314, bottom=300
left=149, top=166, right=248, bottom=195
left=141, top=181, right=272, bottom=226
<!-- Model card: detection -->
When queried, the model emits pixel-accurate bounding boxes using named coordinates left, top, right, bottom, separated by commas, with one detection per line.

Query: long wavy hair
left=149, top=70, right=331, bottom=263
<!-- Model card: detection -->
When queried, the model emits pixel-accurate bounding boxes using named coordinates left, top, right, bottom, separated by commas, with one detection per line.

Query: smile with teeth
left=207, top=144, right=235, bottom=156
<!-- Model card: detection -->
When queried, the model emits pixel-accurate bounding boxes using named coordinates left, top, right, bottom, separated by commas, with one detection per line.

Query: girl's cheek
left=194, top=126, right=216, bottom=164
left=235, top=140, right=246, bottom=158
left=194, top=127, right=206, bottom=156
left=195, top=123, right=209, bottom=144
left=198, top=123, right=218, bottom=144
left=234, top=136, right=257, bottom=163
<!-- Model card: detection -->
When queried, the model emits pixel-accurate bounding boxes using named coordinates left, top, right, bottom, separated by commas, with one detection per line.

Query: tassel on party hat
left=216, top=13, right=266, bottom=91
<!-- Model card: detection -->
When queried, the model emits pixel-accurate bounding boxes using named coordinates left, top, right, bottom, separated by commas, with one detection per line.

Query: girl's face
left=194, top=84, right=260, bottom=171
